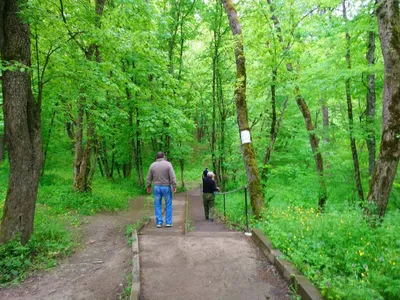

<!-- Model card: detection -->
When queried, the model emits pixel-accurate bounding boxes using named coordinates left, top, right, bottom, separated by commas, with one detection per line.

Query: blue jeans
left=153, top=185, right=173, bottom=225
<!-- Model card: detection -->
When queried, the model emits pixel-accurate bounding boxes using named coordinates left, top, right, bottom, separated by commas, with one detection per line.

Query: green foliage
left=259, top=206, right=400, bottom=299
left=0, top=212, right=74, bottom=285
left=0, top=161, right=144, bottom=285
left=220, top=191, right=400, bottom=299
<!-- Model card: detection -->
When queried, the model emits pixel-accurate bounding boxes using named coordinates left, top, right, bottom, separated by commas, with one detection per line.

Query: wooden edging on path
left=251, top=228, right=324, bottom=300
left=130, top=228, right=141, bottom=300
left=130, top=210, right=151, bottom=300
left=185, top=193, right=190, bottom=234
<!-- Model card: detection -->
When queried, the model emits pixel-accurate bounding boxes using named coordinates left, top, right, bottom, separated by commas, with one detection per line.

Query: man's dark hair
left=156, top=151, right=165, bottom=159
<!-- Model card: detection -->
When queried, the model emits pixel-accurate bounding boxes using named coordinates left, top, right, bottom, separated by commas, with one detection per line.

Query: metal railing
left=215, top=186, right=250, bottom=232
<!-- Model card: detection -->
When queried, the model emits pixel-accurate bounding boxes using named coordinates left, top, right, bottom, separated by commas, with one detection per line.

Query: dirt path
left=1, top=189, right=290, bottom=300
left=0, top=197, right=152, bottom=300
left=139, top=189, right=290, bottom=300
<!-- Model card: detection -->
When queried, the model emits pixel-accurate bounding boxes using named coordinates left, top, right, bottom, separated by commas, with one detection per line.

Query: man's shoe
left=166, top=224, right=173, bottom=227
left=208, top=219, right=214, bottom=222
left=156, top=224, right=162, bottom=228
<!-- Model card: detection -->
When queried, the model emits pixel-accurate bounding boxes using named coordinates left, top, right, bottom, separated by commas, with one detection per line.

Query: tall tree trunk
left=100, top=141, right=111, bottom=179
left=343, top=0, right=364, bottom=202
left=131, top=105, right=144, bottom=186
left=0, top=0, right=4, bottom=51
left=1, top=0, right=43, bottom=244
left=0, top=134, right=4, bottom=163
left=217, top=68, right=227, bottom=191
left=266, top=0, right=327, bottom=209
left=88, top=140, right=100, bottom=186
left=321, top=99, right=330, bottom=143
left=72, top=0, right=105, bottom=191
left=366, top=0, right=400, bottom=218
left=41, top=108, right=57, bottom=177
left=211, top=30, right=218, bottom=176
left=222, top=0, right=265, bottom=217
left=366, top=30, right=376, bottom=176
left=296, top=92, right=327, bottom=209
left=74, top=109, right=95, bottom=191
left=261, top=68, right=289, bottom=187
left=261, top=96, right=289, bottom=188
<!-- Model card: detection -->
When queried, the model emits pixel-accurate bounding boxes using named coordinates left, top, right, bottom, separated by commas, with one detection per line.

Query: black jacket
left=203, top=177, right=218, bottom=193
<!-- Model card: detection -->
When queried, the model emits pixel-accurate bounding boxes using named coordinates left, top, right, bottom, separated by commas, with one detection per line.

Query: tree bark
left=366, top=30, right=376, bottom=176
left=41, top=108, right=57, bottom=177
left=0, top=134, right=4, bottom=163
left=217, top=66, right=228, bottom=191
left=72, top=0, right=105, bottom=191
left=296, top=92, right=327, bottom=209
left=1, top=0, right=43, bottom=244
left=0, top=0, right=4, bottom=51
left=222, top=0, right=265, bottom=218
left=366, top=0, right=400, bottom=218
left=343, top=0, right=364, bottom=202
left=321, top=99, right=330, bottom=143
left=261, top=96, right=288, bottom=187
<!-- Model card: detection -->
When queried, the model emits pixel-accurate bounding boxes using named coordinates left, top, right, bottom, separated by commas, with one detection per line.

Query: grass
left=216, top=189, right=400, bottom=300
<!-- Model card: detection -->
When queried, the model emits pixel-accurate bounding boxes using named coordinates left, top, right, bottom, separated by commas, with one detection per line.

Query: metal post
left=244, top=186, right=249, bottom=232
left=223, top=194, right=226, bottom=218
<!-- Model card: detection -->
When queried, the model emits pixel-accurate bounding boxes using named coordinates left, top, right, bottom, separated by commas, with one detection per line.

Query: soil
left=0, top=196, right=152, bottom=300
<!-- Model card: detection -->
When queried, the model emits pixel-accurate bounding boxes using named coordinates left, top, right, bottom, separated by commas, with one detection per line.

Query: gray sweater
left=146, top=158, right=177, bottom=188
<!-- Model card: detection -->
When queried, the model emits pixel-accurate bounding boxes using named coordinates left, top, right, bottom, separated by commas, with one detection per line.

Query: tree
left=366, top=29, right=377, bottom=176
left=0, top=0, right=43, bottom=244
left=222, top=0, right=265, bottom=217
left=366, top=0, right=400, bottom=218
left=343, top=0, right=364, bottom=202
left=262, top=0, right=327, bottom=209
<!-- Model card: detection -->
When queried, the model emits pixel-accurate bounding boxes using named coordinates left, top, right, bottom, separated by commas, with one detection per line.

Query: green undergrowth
left=216, top=191, right=400, bottom=299
left=0, top=165, right=145, bottom=285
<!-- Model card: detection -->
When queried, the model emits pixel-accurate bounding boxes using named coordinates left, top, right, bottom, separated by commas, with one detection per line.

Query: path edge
left=130, top=218, right=150, bottom=300
left=251, top=228, right=324, bottom=300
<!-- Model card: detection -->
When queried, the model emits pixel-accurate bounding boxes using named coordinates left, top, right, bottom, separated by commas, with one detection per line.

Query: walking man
left=146, top=152, right=177, bottom=228
left=202, top=171, right=219, bottom=221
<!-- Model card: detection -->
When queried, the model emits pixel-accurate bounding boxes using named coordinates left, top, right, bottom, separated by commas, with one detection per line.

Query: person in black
left=202, top=167, right=208, bottom=179
left=202, top=171, right=219, bottom=221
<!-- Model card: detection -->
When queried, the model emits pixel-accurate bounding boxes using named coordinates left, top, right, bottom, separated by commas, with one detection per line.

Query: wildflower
left=359, top=251, right=364, bottom=256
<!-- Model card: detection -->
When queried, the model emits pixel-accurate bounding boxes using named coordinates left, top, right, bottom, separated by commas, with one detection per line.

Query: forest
left=0, top=0, right=399, bottom=299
